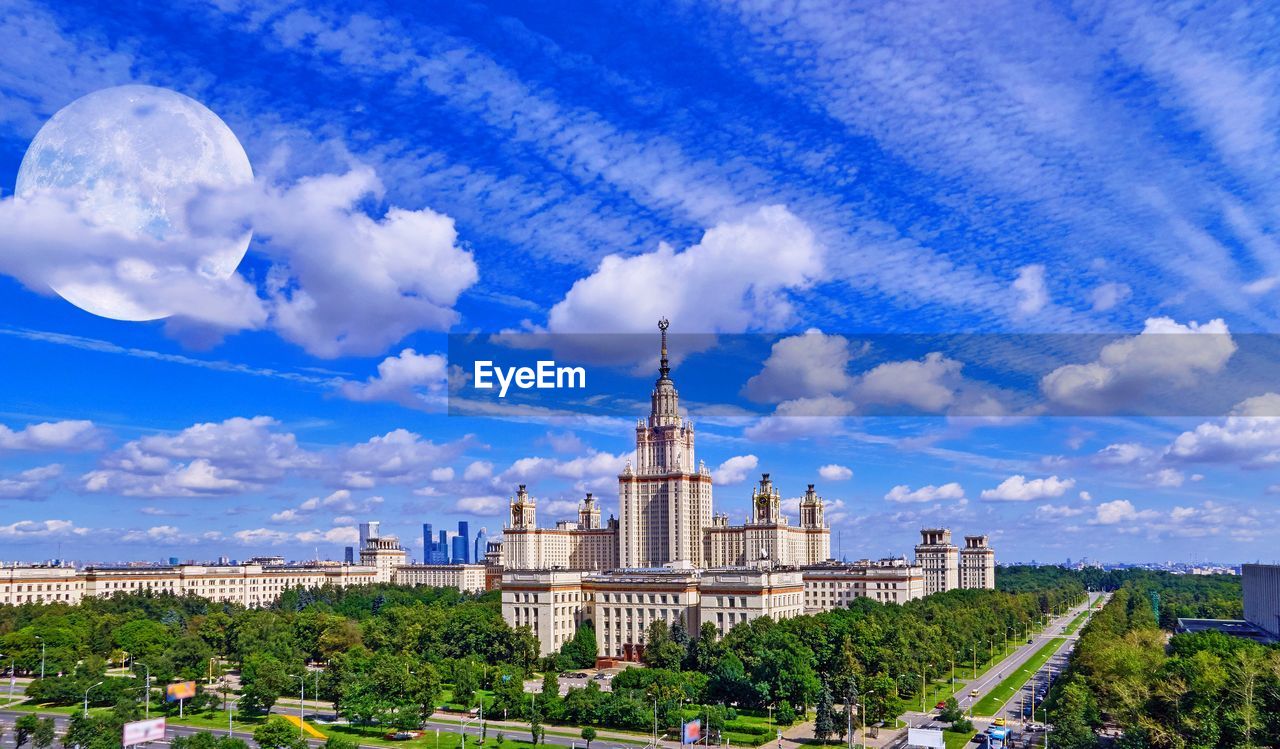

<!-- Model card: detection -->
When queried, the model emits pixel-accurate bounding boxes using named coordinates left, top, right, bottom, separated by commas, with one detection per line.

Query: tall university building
left=498, top=321, right=995, bottom=660
left=1, top=322, right=994, bottom=661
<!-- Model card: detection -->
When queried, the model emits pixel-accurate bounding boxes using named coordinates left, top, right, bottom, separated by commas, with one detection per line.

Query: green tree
left=13, top=714, right=38, bottom=749
left=939, top=697, right=963, bottom=724
left=581, top=727, right=597, bottom=749
left=454, top=659, right=480, bottom=704
left=559, top=624, right=597, bottom=670
left=642, top=622, right=684, bottom=672
left=253, top=717, right=307, bottom=749
left=239, top=653, right=292, bottom=714
left=813, top=682, right=835, bottom=742
left=30, top=717, right=54, bottom=749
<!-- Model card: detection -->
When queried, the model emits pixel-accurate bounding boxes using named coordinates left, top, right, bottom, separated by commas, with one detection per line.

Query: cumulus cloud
left=338, top=348, right=449, bottom=410
left=1, top=163, right=478, bottom=357
left=0, top=463, right=63, bottom=499
left=1147, top=468, right=1185, bottom=488
left=337, top=428, right=471, bottom=487
left=744, top=330, right=855, bottom=402
left=545, top=205, right=822, bottom=335
left=430, top=467, right=455, bottom=482
left=500, top=450, right=629, bottom=483
left=856, top=352, right=965, bottom=412
left=464, top=461, right=494, bottom=481
left=1093, top=442, right=1155, bottom=466
left=457, top=495, right=507, bottom=515
left=1041, top=318, right=1236, bottom=411
left=980, top=475, right=1075, bottom=502
left=1013, top=264, right=1048, bottom=314
left=1165, top=392, right=1280, bottom=467
left=0, top=519, right=89, bottom=539
left=82, top=415, right=315, bottom=497
left=712, top=455, right=758, bottom=485
left=818, top=464, right=853, bottom=481
left=0, top=420, right=105, bottom=451
left=1036, top=504, right=1084, bottom=519
left=884, top=482, right=966, bottom=503
left=1090, top=499, right=1158, bottom=525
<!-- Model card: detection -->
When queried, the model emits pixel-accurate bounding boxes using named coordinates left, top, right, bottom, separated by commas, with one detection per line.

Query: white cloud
left=430, top=467, right=455, bottom=482
left=1090, top=282, right=1132, bottom=312
left=82, top=415, right=314, bottom=497
left=1148, top=468, right=1185, bottom=487
left=338, top=428, right=470, bottom=486
left=295, top=526, right=359, bottom=544
left=1036, top=504, right=1084, bottom=519
left=0, top=519, right=89, bottom=539
left=1243, top=276, right=1278, bottom=295
left=338, top=348, right=449, bottom=411
left=232, top=528, right=292, bottom=545
left=884, top=482, right=966, bottom=503
left=545, top=205, right=822, bottom=334
left=456, top=495, right=507, bottom=516
left=1013, top=264, right=1049, bottom=314
left=743, top=330, right=854, bottom=403
left=1041, top=318, right=1236, bottom=411
left=712, top=455, right=759, bottom=485
left=0, top=420, right=104, bottom=451
left=501, top=451, right=629, bottom=483
left=980, top=475, right=1075, bottom=502
left=856, top=352, right=965, bottom=412
left=121, top=525, right=184, bottom=543
left=1079, top=490, right=1093, bottom=501
left=1090, top=499, right=1159, bottom=526
left=464, top=461, right=494, bottom=481
left=1093, top=442, right=1154, bottom=465
left=818, top=464, right=853, bottom=481
left=1165, top=392, right=1280, bottom=467
left=0, top=463, right=62, bottom=499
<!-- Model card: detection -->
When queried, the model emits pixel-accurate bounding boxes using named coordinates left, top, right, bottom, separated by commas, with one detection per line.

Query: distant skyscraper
left=168, top=557, right=179, bottom=566
left=456, top=521, right=471, bottom=563
left=474, top=527, right=488, bottom=565
left=423, top=523, right=433, bottom=564
left=344, top=546, right=354, bottom=564
left=358, top=521, right=380, bottom=550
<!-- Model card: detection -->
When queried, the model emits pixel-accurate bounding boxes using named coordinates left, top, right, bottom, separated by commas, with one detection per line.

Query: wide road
left=880, top=592, right=1106, bottom=747
left=0, top=706, right=651, bottom=749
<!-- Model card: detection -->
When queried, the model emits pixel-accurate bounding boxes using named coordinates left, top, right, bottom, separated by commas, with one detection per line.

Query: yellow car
left=993, top=717, right=1007, bottom=727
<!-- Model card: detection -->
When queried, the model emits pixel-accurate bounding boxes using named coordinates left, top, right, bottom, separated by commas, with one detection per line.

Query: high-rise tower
left=617, top=320, right=713, bottom=568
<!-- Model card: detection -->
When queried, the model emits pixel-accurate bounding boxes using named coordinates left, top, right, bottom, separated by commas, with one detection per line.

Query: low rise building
left=801, top=558, right=925, bottom=611
left=396, top=563, right=487, bottom=593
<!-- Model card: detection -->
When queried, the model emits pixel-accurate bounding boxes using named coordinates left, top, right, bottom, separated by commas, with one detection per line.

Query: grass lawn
left=943, top=728, right=974, bottom=749
left=1062, top=611, right=1089, bottom=636
left=971, top=638, right=1065, bottom=717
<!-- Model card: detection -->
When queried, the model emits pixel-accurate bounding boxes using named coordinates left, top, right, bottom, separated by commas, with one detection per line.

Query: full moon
left=15, top=85, right=254, bottom=321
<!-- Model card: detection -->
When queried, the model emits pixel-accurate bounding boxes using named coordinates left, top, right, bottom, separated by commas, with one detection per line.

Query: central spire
left=658, top=317, right=670, bottom=380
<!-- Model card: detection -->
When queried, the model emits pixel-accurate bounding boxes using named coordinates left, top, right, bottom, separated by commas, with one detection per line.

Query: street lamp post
left=84, top=681, right=104, bottom=717
left=135, top=661, right=151, bottom=720
left=291, top=675, right=306, bottom=738
left=36, top=636, right=46, bottom=680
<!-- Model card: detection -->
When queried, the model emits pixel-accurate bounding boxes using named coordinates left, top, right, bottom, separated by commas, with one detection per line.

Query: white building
left=801, top=558, right=925, bottom=611
left=914, top=528, right=961, bottom=595
left=1243, top=563, right=1280, bottom=641
left=397, top=563, right=487, bottom=593
left=959, top=535, right=996, bottom=590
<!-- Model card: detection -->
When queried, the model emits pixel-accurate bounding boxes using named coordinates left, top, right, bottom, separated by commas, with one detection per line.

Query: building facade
left=1243, top=563, right=1280, bottom=641
left=959, top=535, right=996, bottom=590
left=801, top=558, right=925, bottom=611
left=914, top=528, right=961, bottom=595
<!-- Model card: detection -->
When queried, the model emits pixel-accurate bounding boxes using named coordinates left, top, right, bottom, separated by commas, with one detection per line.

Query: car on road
left=993, top=717, right=1006, bottom=726
left=969, top=689, right=980, bottom=698
left=935, top=701, right=947, bottom=710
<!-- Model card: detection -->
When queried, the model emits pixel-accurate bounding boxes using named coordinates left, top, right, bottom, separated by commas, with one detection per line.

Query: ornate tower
left=799, top=484, right=824, bottom=528
left=508, top=484, right=536, bottom=530
left=618, top=319, right=714, bottom=567
left=578, top=492, right=602, bottom=530
left=751, top=473, right=782, bottom=524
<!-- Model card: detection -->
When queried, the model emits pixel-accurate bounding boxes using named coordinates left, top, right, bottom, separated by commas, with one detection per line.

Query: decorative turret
left=799, top=483, right=825, bottom=528
left=578, top=492, right=602, bottom=529
left=751, top=473, right=782, bottom=524
left=508, top=484, right=536, bottom=530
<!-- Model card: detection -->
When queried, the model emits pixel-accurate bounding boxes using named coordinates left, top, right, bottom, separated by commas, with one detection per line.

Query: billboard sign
left=122, top=717, right=166, bottom=746
left=682, top=719, right=701, bottom=745
left=906, top=728, right=945, bottom=748
left=166, top=681, right=196, bottom=702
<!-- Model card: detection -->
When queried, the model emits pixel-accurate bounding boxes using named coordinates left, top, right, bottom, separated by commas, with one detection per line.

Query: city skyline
left=2, top=2, right=1280, bottom=564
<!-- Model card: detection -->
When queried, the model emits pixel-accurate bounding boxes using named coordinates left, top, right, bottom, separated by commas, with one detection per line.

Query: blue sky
left=2, top=0, right=1280, bottom=564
